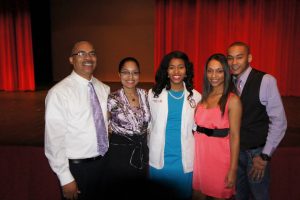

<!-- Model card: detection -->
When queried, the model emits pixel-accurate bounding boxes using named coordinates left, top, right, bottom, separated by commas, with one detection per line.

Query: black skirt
left=105, top=132, right=149, bottom=182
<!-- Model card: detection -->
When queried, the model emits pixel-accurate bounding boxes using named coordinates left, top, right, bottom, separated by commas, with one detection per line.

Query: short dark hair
left=118, top=57, right=140, bottom=72
left=71, top=41, right=94, bottom=56
left=227, top=41, right=250, bottom=54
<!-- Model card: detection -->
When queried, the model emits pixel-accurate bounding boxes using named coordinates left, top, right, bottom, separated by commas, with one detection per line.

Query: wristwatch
left=260, top=153, right=271, bottom=161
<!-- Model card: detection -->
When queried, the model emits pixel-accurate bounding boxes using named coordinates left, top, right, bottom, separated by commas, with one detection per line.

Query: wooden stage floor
left=0, top=83, right=299, bottom=147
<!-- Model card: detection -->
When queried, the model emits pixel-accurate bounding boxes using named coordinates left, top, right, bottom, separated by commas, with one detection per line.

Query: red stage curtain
left=155, top=0, right=300, bottom=96
left=0, top=0, right=35, bottom=91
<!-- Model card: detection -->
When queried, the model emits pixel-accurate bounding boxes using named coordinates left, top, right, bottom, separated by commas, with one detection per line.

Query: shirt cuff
left=58, top=171, right=75, bottom=186
left=262, top=143, right=276, bottom=156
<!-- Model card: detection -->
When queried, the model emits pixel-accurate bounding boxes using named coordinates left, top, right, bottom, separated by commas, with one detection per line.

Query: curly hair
left=202, top=53, right=234, bottom=116
left=152, top=51, right=194, bottom=99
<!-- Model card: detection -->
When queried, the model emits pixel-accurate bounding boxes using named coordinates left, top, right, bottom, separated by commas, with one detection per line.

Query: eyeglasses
left=120, top=71, right=140, bottom=77
left=72, top=51, right=96, bottom=57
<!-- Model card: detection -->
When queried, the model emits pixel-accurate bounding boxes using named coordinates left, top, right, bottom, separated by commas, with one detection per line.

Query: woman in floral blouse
left=106, top=57, right=151, bottom=184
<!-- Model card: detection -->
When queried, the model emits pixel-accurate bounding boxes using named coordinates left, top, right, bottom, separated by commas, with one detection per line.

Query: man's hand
left=62, top=181, right=80, bottom=200
left=249, top=155, right=267, bottom=181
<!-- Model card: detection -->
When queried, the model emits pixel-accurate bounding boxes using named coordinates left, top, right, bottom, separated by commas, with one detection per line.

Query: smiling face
left=69, top=41, right=97, bottom=80
left=119, top=60, right=140, bottom=90
left=206, top=59, right=225, bottom=89
left=167, top=58, right=186, bottom=90
left=227, top=45, right=252, bottom=77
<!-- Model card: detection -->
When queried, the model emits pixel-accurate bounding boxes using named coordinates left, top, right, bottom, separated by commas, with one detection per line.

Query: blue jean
left=236, top=147, right=270, bottom=200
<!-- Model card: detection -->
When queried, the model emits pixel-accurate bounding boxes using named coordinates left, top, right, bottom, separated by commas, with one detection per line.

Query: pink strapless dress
left=193, top=95, right=235, bottom=198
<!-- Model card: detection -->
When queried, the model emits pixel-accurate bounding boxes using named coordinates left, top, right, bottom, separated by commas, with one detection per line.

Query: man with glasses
left=45, top=41, right=110, bottom=200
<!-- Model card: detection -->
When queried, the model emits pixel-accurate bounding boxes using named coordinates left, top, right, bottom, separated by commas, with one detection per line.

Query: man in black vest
left=227, top=41, right=287, bottom=200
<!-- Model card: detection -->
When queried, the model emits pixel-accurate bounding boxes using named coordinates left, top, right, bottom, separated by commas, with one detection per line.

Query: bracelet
left=260, top=153, right=271, bottom=161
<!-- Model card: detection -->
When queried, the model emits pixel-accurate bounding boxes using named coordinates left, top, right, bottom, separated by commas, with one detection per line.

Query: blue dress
left=149, top=90, right=192, bottom=199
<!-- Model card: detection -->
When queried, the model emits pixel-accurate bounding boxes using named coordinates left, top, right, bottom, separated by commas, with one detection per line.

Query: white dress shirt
left=44, top=71, right=110, bottom=186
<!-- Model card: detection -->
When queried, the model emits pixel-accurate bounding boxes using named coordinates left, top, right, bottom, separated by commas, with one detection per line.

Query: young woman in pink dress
left=193, top=53, right=242, bottom=200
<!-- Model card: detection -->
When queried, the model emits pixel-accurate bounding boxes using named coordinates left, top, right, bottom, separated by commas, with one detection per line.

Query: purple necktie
left=88, top=82, right=108, bottom=156
left=237, top=79, right=242, bottom=96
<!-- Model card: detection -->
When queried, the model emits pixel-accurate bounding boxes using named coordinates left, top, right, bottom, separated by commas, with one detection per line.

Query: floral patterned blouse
left=108, top=88, right=151, bottom=136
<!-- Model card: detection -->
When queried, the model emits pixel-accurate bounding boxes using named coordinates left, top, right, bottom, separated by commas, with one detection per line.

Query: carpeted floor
left=0, top=83, right=299, bottom=200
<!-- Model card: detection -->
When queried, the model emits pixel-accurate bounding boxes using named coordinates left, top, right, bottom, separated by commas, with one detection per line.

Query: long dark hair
left=152, top=51, right=194, bottom=99
left=202, top=53, right=234, bottom=116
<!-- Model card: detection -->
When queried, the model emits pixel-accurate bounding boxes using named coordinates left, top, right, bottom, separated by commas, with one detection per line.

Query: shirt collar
left=71, top=70, right=94, bottom=85
left=238, top=66, right=252, bottom=86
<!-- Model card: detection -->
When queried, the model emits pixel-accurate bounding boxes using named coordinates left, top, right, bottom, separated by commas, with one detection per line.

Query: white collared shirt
left=44, top=71, right=110, bottom=186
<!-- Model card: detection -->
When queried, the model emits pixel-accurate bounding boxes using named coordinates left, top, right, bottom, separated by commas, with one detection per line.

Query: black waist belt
left=110, top=132, right=148, bottom=170
left=195, top=126, right=229, bottom=137
left=243, top=143, right=265, bottom=150
left=69, top=155, right=102, bottom=164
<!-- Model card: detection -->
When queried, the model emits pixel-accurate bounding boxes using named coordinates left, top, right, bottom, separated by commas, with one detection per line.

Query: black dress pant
left=68, top=156, right=107, bottom=200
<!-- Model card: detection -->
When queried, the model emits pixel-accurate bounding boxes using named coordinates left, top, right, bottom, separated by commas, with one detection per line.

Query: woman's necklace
left=127, top=93, right=136, bottom=101
left=128, top=94, right=136, bottom=101
left=124, top=89, right=138, bottom=102
left=168, top=90, right=184, bottom=100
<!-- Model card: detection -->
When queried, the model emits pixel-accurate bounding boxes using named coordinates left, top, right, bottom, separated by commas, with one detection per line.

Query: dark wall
left=50, top=0, right=155, bottom=83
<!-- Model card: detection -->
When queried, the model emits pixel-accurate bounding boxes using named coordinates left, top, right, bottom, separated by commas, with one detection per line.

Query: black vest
left=240, top=69, right=269, bottom=150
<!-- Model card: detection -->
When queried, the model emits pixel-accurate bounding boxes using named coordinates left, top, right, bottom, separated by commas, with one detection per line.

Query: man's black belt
left=69, top=155, right=102, bottom=164
left=195, top=125, right=229, bottom=137
left=245, top=143, right=265, bottom=150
